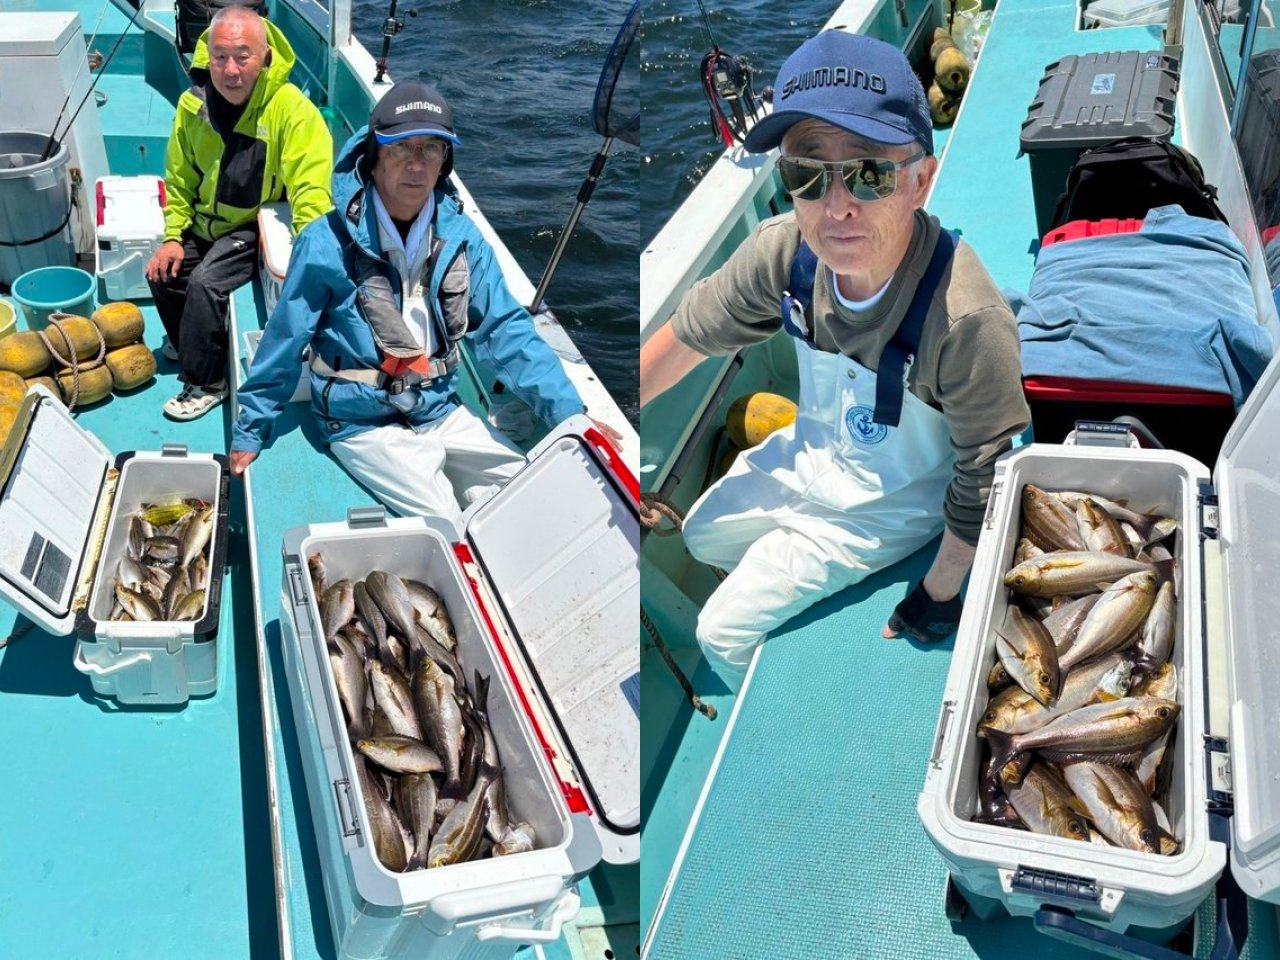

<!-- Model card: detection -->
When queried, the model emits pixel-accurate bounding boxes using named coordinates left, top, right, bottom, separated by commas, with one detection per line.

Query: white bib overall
left=683, top=237, right=957, bottom=682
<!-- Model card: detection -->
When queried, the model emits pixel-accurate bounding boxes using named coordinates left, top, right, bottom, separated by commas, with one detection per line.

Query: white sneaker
left=163, top=382, right=227, bottom=421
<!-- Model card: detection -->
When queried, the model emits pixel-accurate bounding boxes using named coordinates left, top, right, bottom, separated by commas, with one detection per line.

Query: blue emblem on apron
left=845, top=404, right=888, bottom=445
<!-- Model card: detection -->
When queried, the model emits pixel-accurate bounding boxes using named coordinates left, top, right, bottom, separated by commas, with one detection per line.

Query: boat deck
left=642, top=1, right=1280, bottom=956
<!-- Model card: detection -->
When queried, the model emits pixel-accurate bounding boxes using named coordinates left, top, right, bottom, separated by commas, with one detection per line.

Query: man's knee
left=695, top=586, right=764, bottom=676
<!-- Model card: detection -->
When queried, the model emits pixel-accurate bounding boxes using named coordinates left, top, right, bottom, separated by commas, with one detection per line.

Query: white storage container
left=278, top=415, right=639, bottom=959
left=258, top=201, right=292, bottom=317
left=1082, top=0, right=1169, bottom=28
left=0, top=386, right=230, bottom=704
left=919, top=350, right=1280, bottom=947
left=94, top=175, right=165, bottom=302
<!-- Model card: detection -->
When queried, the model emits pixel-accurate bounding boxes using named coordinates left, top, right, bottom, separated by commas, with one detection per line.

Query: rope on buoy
left=37, top=311, right=106, bottom=413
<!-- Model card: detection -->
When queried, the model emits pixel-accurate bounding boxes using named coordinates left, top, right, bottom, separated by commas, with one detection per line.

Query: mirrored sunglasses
left=776, top=153, right=924, bottom=203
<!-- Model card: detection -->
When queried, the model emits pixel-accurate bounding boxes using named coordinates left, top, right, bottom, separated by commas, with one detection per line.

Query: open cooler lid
left=0, top=387, right=112, bottom=636
left=462, top=414, right=640, bottom=862
left=1214, top=350, right=1280, bottom=901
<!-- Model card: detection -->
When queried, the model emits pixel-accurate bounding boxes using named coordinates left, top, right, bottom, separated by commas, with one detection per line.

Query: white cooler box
left=258, top=201, right=292, bottom=317
left=94, top=175, right=165, bottom=302
left=278, top=415, right=640, bottom=959
left=919, top=352, right=1280, bottom=948
left=0, top=386, right=230, bottom=704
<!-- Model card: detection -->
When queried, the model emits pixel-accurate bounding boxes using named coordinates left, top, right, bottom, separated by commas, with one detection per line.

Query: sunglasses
left=776, top=153, right=924, bottom=203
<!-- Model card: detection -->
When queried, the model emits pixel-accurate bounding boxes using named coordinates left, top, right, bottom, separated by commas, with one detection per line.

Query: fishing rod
left=41, top=0, right=146, bottom=162
left=38, top=1, right=112, bottom=163
left=373, top=0, right=417, bottom=84
left=528, top=0, right=639, bottom=315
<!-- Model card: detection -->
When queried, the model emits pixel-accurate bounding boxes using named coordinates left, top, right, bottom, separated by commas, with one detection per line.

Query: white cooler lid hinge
left=1197, top=483, right=1220, bottom=540
left=1204, top=735, right=1233, bottom=815
left=983, top=482, right=1004, bottom=531
left=1010, top=866, right=1101, bottom=909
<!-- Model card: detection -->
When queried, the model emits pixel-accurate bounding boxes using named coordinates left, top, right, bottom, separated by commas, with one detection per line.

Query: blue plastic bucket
left=11, top=265, right=95, bottom=330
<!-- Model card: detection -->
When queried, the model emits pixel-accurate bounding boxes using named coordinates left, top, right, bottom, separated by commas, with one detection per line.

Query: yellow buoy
left=56, top=363, right=114, bottom=407
left=0, top=398, right=19, bottom=451
left=24, top=376, right=62, bottom=402
left=105, top=343, right=157, bottom=391
left=930, top=35, right=957, bottom=62
left=92, top=302, right=146, bottom=349
left=0, top=370, right=26, bottom=405
left=935, top=47, right=972, bottom=93
left=725, top=392, right=798, bottom=450
left=0, top=330, right=53, bottom=378
left=43, top=315, right=102, bottom=364
left=929, top=81, right=961, bottom=126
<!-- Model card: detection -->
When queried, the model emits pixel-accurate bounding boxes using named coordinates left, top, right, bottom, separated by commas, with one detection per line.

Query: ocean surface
left=353, top=0, right=640, bottom=424
left=640, top=0, right=838, bottom=244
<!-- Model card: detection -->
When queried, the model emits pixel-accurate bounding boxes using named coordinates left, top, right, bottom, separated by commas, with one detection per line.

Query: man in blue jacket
left=230, top=80, right=619, bottom=523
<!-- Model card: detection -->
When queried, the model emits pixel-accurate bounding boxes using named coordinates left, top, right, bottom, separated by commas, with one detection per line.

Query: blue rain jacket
left=232, top=129, right=584, bottom=453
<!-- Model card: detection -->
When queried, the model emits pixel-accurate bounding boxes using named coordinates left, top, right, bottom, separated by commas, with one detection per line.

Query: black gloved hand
left=886, top=580, right=964, bottom=644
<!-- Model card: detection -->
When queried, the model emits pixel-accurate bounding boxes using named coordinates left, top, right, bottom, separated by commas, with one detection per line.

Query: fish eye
left=1069, top=822, right=1084, bottom=836
left=983, top=711, right=996, bottom=723
left=1039, top=673, right=1051, bottom=685
left=1141, top=828, right=1155, bottom=844
left=1157, top=707, right=1171, bottom=719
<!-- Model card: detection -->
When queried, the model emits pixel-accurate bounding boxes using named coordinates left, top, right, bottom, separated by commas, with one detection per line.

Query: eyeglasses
left=384, top=138, right=447, bottom=163
left=776, top=153, right=924, bottom=203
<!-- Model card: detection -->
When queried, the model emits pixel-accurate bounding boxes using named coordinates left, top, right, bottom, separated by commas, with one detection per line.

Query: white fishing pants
left=331, top=405, right=524, bottom=525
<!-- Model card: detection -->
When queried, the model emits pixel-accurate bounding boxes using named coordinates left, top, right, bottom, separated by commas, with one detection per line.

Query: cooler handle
left=73, top=646, right=152, bottom=677
left=161, top=443, right=189, bottom=457
left=97, top=251, right=145, bottom=275
left=425, top=875, right=568, bottom=934
left=1034, top=907, right=1187, bottom=960
left=475, top=890, right=580, bottom=945
left=346, top=506, right=387, bottom=529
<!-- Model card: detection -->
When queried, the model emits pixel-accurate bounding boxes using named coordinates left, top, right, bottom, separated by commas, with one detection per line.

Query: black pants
left=148, top=227, right=258, bottom=387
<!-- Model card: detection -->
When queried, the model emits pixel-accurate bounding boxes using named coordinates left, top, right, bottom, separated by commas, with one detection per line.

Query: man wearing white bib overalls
left=641, top=31, right=1029, bottom=686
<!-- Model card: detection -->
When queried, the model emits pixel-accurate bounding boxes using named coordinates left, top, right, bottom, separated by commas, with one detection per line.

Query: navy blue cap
left=744, top=30, right=933, bottom=156
left=371, top=80, right=461, bottom=146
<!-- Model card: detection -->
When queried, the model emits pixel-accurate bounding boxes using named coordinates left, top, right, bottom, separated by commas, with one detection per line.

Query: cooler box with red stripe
left=1024, top=219, right=1236, bottom=465
left=278, top=415, right=639, bottom=958
left=93, top=176, right=166, bottom=302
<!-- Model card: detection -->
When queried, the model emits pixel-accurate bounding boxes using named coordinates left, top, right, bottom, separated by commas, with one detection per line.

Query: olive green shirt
left=671, top=210, right=1030, bottom=545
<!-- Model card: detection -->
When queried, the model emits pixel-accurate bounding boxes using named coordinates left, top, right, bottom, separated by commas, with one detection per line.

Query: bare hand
left=229, top=450, right=257, bottom=477
left=146, top=241, right=185, bottom=283
left=589, top=417, right=624, bottom=451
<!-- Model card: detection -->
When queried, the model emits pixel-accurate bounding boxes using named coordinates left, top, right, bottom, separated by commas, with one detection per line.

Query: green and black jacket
left=163, top=20, right=334, bottom=243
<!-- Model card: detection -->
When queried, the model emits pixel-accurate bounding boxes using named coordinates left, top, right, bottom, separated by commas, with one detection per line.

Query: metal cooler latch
left=160, top=443, right=188, bottom=458
left=1067, top=421, right=1136, bottom=448
left=1011, top=866, right=1101, bottom=907
left=1198, top=484, right=1220, bottom=540
left=982, top=482, right=1003, bottom=531
left=346, top=506, right=387, bottom=529
left=332, top=778, right=361, bottom=837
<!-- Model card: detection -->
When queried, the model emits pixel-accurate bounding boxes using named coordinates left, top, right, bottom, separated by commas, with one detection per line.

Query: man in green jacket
left=145, top=6, right=333, bottom=420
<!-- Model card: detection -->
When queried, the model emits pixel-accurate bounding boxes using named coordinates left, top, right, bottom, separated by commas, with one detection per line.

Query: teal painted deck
left=0, top=303, right=279, bottom=958
left=642, top=2, right=1280, bottom=957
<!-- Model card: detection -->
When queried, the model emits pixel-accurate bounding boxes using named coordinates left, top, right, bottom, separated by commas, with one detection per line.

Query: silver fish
left=473, top=671, right=512, bottom=842
left=321, top=580, right=355, bottom=640
left=979, top=651, right=1134, bottom=737
left=1062, top=761, right=1172, bottom=855
left=1041, top=593, right=1100, bottom=655
left=995, top=605, right=1060, bottom=707
left=356, top=736, right=444, bottom=775
left=117, top=555, right=147, bottom=590
left=1058, top=571, right=1158, bottom=672
left=191, top=552, right=209, bottom=593
left=396, top=773, right=438, bottom=871
left=328, top=633, right=368, bottom=740
left=406, top=579, right=457, bottom=651
left=1138, top=661, right=1178, bottom=701
left=353, top=581, right=388, bottom=653
left=410, top=624, right=464, bottom=684
left=413, top=657, right=465, bottom=799
left=180, top=504, right=214, bottom=568
left=986, top=696, right=1180, bottom=780
left=369, top=660, right=421, bottom=741
left=161, top=564, right=189, bottom=620
left=1006, top=764, right=1091, bottom=842
left=1013, top=538, right=1045, bottom=567
left=367, top=570, right=419, bottom=645
left=428, top=764, right=498, bottom=867
left=493, top=822, right=536, bottom=857
left=115, top=583, right=160, bottom=621
left=127, top=515, right=151, bottom=560
left=1004, top=552, right=1153, bottom=598
left=1076, top=498, right=1131, bottom=558
left=143, top=536, right=182, bottom=567
left=1136, top=580, right=1176, bottom=669
left=1136, top=728, right=1173, bottom=796
left=354, top=756, right=410, bottom=872
left=173, top=589, right=205, bottom=621
left=307, top=552, right=328, bottom=596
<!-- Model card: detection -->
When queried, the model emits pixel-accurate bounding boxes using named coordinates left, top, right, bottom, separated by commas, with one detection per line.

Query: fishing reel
left=374, top=0, right=418, bottom=84
left=700, top=47, right=761, bottom=147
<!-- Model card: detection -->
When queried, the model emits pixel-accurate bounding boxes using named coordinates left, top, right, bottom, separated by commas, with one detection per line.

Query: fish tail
left=439, top=778, right=466, bottom=802
left=984, top=730, right=1019, bottom=782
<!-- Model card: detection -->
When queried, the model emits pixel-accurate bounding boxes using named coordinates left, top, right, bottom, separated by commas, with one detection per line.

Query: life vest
left=312, top=196, right=471, bottom=395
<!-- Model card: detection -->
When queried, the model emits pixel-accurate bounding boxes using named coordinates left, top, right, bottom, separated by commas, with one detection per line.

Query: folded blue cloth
left=1010, top=206, right=1274, bottom=408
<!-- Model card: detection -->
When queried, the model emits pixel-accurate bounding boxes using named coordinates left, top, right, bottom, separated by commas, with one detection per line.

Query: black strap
left=873, top=229, right=957, bottom=427
left=0, top=201, right=74, bottom=248
left=780, top=241, right=819, bottom=342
